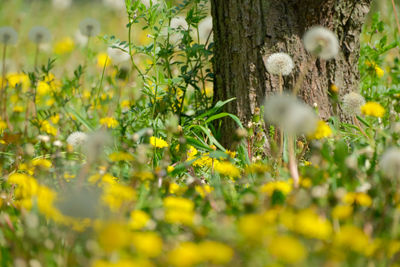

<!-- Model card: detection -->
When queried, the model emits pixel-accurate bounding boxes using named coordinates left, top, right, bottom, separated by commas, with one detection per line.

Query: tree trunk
left=211, top=0, right=372, bottom=147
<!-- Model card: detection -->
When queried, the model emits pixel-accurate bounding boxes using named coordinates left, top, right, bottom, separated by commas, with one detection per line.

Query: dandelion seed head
left=342, top=92, right=365, bottom=116
left=28, top=26, right=51, bottom=44
left=66, top=131, right=88, bottom=147
left=264, top=53, right=294, bottom=76
left=0, top=26, right=18, bottom=45
left=380, top=148, right=400, bottom=180
left=264, top=94, right=318, bottom=135
left=79, top=18, right=101, bottom=37
left=303, top=26, right=339, bottom=60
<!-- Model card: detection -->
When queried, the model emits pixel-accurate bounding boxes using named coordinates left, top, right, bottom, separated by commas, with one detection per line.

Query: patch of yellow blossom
left=267, top=235, right=307, bottom=264
left=149, top=136, right=168, bottom=148
left=100, top=117, right=118, bottom=128
left=31, top=158, right=52, bottom=170
left=214, top=161, right=240, bottom=178
left=361, top=102, right=385, bottom=118
left=167, top=240, right=233, bottom=267
left=54, top=37, right=75, bottom=54
left=169, top=182, right=188, bottom=195
left=261, top=180, right=292, bottom=196
left=309, top=120, right=332, bottom=139
left=88, top=173, right=118, bottom=186
left=97, top=52, right=111, bottom=68
left=245, top=162, right=270, bottom=175
left=333, top=225, right=370, bottom=255
left=332, top=205, right=353, bottom=220
left=129, top=210, right=150, bottom=230
left=101, top=183, right=136, bottom=211
left=164, top=196, right=195, bottom=225
left=92, top=258, right=154, bottom=267
left=343, top=192, right=372, bottom=207
left=96, top=221, right=131, bottom=252
left=0, top=119, right=7, bottom=132
left=195, top=184, right=213, bottom=198
left=7, top=73, right=30, bottom=91
left=132, top=231, right=163, bottom=257
left=293, top=209, right=332, bottom=240
left=108, top=151, right=134, bottom=162
left=40, top=120, right=57, bottom=136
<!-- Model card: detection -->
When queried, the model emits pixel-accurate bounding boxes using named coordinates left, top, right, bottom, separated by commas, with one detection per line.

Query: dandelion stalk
left=1, top=43, right=6, bottom=118
left=288, top=134, right=300, bottom=188
left=391, top=0, right=400, bottom=37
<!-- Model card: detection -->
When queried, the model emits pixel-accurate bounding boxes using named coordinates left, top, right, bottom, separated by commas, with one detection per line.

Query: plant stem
left=1, top=44, right=6, bottom=118
left=391, top=0, right=400, bottom=37
left=288, top=134, right=299, bottom=187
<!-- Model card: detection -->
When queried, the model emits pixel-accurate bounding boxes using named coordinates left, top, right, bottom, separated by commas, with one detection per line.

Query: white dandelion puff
left=341, top=92, right=365, bottom=116
left=264, top=53, right=294, bottom=76
left=303, top=26, right=339, bottom=60
left=380, top=148, right=400, bottom=180
left=28, top=26, right=51, bottom=44
left=0, top=26, right=18, bottom=45
left=66, top=131, right=88, bottom=147
left=107, top=43, right=130, bottom=64
left=264, top=94, right=318, bottom=135
left=79, top=18, right=101, bottom=37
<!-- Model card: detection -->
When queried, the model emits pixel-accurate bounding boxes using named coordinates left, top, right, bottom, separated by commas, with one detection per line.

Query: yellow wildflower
left=32, top=158, right=52, bottom=170
left=129, top=210, right=150, bottom=230
left=167, top=242, right=202, bottom=267
left=309, top=120, right=332, bottom=139
left=169, top=183, right=188, bottom=195
left=108, top=151, right=134, bottom=162
left=294, top=209, right=332, bottom=240
left=54, top=37, right=75, bottom=54
left=332, top=205, right=353, bottom=220
left=102, top=183, right=136, bottom=211
left=198, top=240, right=234, bottom=265
left=267, top=235, right=307, bottom=264
left=375, top=66, right=384, bottom=78
left=334, top=225, right=369, bottom=254
left=97, top=221, right=130, bottom=252
left=261, top=181, right=292, bottom=196
left=195, top=184, right=213, bottom=198
left=131, top=231, right=163, bottom=257
left=214, top=161, right=240, bottom=178
left=100, top=117, right=118, bottom=128
left=164, top=196, right=195, bottom=226
left=37, top=81, right=51, bottom=95
left=149, top=136, right=168, bottom=148
left=343, top=192, right=372, bottom=207
left=97, top=52, right=111, bottom=68
left=361, top=102, right=385, bottom=118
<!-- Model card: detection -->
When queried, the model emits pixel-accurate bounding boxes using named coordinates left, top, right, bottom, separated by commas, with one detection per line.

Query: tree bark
left=211, top=0, right=372, bottom=147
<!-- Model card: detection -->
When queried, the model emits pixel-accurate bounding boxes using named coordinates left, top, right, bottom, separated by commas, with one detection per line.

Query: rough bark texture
left=211, top=0, right=372, bottom=147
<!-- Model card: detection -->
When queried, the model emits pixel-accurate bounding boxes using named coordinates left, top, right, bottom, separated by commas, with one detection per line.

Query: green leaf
left=65, top=107, right=95, bottom=131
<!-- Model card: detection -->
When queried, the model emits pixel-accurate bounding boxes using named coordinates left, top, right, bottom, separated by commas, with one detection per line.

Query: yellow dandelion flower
left=131, top=231, right=163, bottom=257
left=261, top=180, right=292, bottom=196
left=267, top=235, right=307, bottom=264
left=361, top=102, right=385, bottom=118
left=149, top=136, right=168, bottom=148
left=375, top=66, right=384, bottom=78
left=343, top=192, right=372, bottom=207
left=214, top=161, right=240, bottom=178
left=129, top=210, right=150, bottom=230
left=32, top=158, right=52, bottom=170
left=97, top=52, right=111, bottom=68
left=54, top=37, right=75, bottom=54
left=108, top=151, right=134, bottom=162
left=100, top=117, right=118, bottom=128
left=308, top=120, right=332, bottom=139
